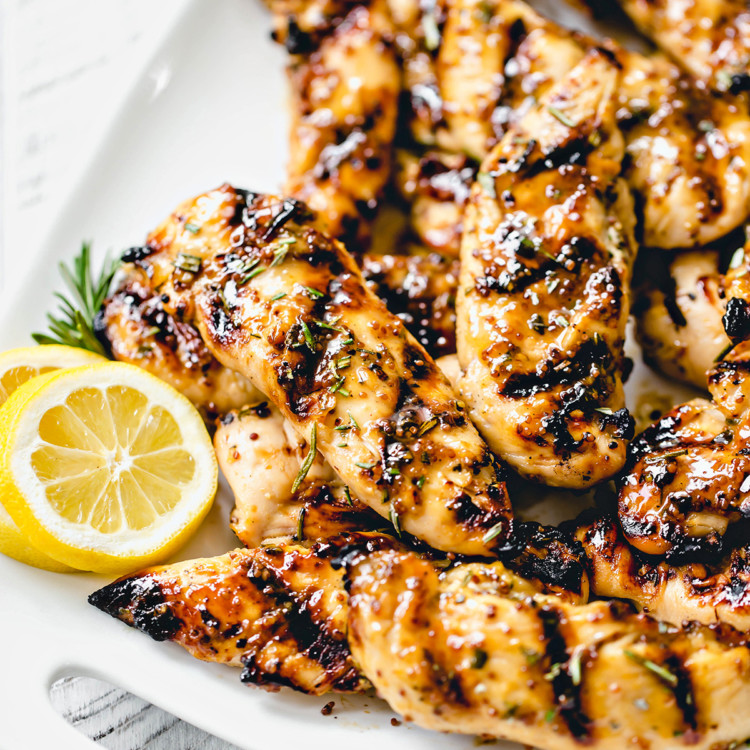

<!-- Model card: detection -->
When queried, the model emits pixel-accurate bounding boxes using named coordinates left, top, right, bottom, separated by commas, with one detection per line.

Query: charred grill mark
left=523, top=137, right=597, bottom=180
left=538, top=606, right=591, bottom=740
left=88, top=576, right=181, bottom=642
left=506, top=523, right=588, bottom=598
left=241, top=552, right=357, bottom=691
left=501, top=339, right=611, bottom=399
left=724, top=297, right=750, bottom=342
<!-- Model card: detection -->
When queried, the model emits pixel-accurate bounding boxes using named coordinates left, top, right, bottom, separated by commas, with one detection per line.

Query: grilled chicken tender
left=98, top=265, right=260, bottom=417
left=135, top=184, right=513, bottom=556
left=347, top=547, right=750, bottom=749
left=89, top=531, right=589, bottom=686
left=457, top=50, right=636, bottom=488
left=618, top=343, right=750, bottom=558
left=88, top=542, right=374, bottom=695
left=395, top=0, right=750, bottom=249
left=635, top=249, right=731, bottom=388
left=215, top=402, right=379, bottom=546
left=573, top=512, right=750, bottom=632
left=609, top=0, right=750, bottom=96
left=283, top=0, right=400, bottom=249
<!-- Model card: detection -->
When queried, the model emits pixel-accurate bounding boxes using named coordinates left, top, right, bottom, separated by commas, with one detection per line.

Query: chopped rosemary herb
left=355, top=460, right=377, bottom=470
left=544, top=709, right=556, bottom=723
left=174, top=252, right=202, bottom=273
left=184, top=222, right=201, bottom=234
left=347, top=411, right=360, bottom=430
left=521, top=647, right=541, bottom=665
left=547, top=105, right=576, bottom=128
left=240, top=264, right=266, bottom=284
left=338, top=387, right=351, bottom=397
left=482, top=521, right=505, bottom=545
left=477, top=170, right=496, bottom=198
left=417, top=417, right=439, bottom=437
left=343, top=486, right=353, bottom=506
left=389, top=504, right=402, bottom=537
left=624, top=650, right=678, bottom=686
left=314, top=319, right=344, bottom=332
left=595, top=407, right=613, bottom=415
left=270, top=292, right=287, bottom=301
left=301, top=320, right=316, bottom=350
left=342, top=337, right=354, bottom=345
left=568, top=649, right=583, bottom=686
left=551, top=313, right=569, bottom=328
left=291, top=423, right=317, bottom=493
left=270, top=246, right=289, bottom=267
left=329, top=376, right=346, bottom=394
left=32, top=242, right=117, bottom=357
left=471, top=648, right=488, bottom=670
left=545, top=662, right=563, bottom=681
left=416, top=476, right=426, bottom=489
left=303, top=286, right=324, bottom=299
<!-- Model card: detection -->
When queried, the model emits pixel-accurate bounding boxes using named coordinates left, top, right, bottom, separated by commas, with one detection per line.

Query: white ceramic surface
left=0, top=2, right=698, bottom=749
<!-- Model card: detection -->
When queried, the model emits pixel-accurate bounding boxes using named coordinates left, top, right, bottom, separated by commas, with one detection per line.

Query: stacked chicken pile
left=90, top=1, right=750, bottom=747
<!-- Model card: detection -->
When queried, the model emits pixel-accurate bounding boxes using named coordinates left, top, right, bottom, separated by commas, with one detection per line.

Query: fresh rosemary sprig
left=32, top=242, right=117, bottom=357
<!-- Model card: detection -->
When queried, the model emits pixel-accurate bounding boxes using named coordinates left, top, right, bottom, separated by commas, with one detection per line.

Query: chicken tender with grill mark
left=89, top=532, right=589, bottom=690
left=395, top=0, right=750, bottom=249
left=573, top=512, right=750, bottom=632
left=98, top=266, right=260, bottom=419
left=347, top=547, right=750, bottom=750
left=618, top=343, right=750, bottom=558
left=607, top=0, right=750, bottom=96
left=137, top=184, right=513, bottom=556
left=616, top=49, right=750, bottom=250
left=215, top=402, right=380, bottom=546
left=283, top=0, right=400, bottom=250
left=88, top=543, right=375, bottom=695
left=457, top=50, right=636, bottom=488
left=634, top=249, right=731, bottom=388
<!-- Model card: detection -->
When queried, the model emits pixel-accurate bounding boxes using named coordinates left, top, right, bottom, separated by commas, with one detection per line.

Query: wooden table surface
left=5, top=1, right=239, bottom=747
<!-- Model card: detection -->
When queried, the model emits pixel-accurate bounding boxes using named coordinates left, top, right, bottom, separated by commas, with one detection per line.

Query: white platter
left=0, top=2, right=698, bottom=749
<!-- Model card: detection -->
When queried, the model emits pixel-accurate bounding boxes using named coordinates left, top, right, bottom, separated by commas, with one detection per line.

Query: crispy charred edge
left=360, top=252, right=459, bottom=358
left=88, top=539, right=379, bottom=694
left=505, top=522, right=589, bottom=601
left=97, top=268, right=230, bottom=421
left=294, top=482, right=387, bottom=541
left=571, top=510, right=750, bottom=618
left=88, top=574, right=182, bottom=642
left=617, top=400, right=749, bottom=562
left=331, top=520, right=588, bottom=601
left=238, top=542, right=366, bottom=693
left=201, top=188, right=514, bottom=550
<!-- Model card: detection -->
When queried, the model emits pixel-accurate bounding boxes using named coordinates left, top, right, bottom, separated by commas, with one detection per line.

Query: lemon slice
left=0, top=345, right=105, bottom=406
left=0, top=345, right=106, bottom=572
left=0, top=362, right=218, bottom=574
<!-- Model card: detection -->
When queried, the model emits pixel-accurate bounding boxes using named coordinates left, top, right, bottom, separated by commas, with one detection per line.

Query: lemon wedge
left=0, top=345, right=105, bottom=406
left=0, top=345, right=106, bottom=572
left=0, top=362, right=218, bottom=574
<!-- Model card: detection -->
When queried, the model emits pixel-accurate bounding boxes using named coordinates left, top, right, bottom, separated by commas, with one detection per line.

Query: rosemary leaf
left=291, top=424, right=318, bottom=493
